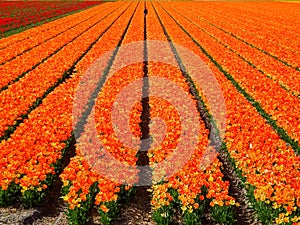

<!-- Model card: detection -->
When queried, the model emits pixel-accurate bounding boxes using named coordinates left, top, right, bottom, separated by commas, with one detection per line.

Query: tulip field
left=0, top=1, right=300, bottom=225
left=0, top=1, right=101, bottom=38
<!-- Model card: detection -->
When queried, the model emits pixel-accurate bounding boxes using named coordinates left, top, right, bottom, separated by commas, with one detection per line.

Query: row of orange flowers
left=156, top=2, right=300, bottom=224
left=172, top=3, right=300, bottom=98
left=0, top=3, right=117, bottom=90
left=147, top=63, right=236, bottom=224
left=0, top=1, right=131, bottom=207
left=0, top=2, right=128, bottom=139
left=60, top=3, right=143, bottom=224
left=169, top=3, right=300, bottom=149
left=218, top=3, right=299, bottom=54
left=0, top=3, right=111, bottom=65
left=146, top=4, right=236, bottom=224
left=184, top=2, right=300, bottom=69
left=162, top=3, right=300, bottom=148
left=61, top=3, right=236, bottom=224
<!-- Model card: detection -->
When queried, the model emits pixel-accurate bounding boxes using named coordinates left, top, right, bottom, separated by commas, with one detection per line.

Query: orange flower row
left=147, top=63, right=235, bottom=215
left=72, top=1, right=143, bottom=126
left=0, top=3, right=121, bottom=90
left=163, top=2, right=300, bottom=145
left=0, top=3, right=112, bottom=65
left=146, top=5, right=235, bottom=224
left=173, top=2, right=300, bottom=68
left=170, top=2, right=300, bottom=97
left=0, top=2, right=128, bottom=138
left=0, top=1, right=133, bottom=203
left=61, top=2, right=144, bottom=222
left=155, top=2, right=300, bottom=223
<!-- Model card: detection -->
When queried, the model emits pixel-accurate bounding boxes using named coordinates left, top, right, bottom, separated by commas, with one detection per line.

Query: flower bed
left=0, top=1, right=101, bottom=37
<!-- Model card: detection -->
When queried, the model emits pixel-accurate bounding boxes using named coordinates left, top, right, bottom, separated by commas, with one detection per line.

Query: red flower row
left=0, top=1, right=101, bottom=36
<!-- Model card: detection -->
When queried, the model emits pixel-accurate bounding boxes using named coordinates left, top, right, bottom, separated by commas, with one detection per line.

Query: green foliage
left=168, top=187, right=179, bottom=205
left=97, top=201, right=120, bottom=225
left=96, top=185, right=137, bottom=224
left=183, top=210, right=203, bottom=225
left=21, top=173, right=55, bottom=208
left=211, top=205, right=236, bottom=225
left=182, top=199, right=206, bottom=225
left=254, top=200, right=283, bottom=225
left=0, top=182, right=21, bottom=206
left=152, top=205, right=174, bottom=225
left=66, top=203, right=91, bottom=225
left=61, top=182, right=72, bottom=197
left=182, top=188, right=207, bottom=225
left=22, top=188, right=46, bottom=208
left=117, top=185, right=136, bottom=204
left=66, top=183, right=99, bottom=225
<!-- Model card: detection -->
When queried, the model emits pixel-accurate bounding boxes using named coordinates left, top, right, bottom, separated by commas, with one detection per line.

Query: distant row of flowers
left=0, top=1, right=101, bottom=36
left=175, top=2, right=300, bottom=98
left=175, top=2, right=300, bottom=68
